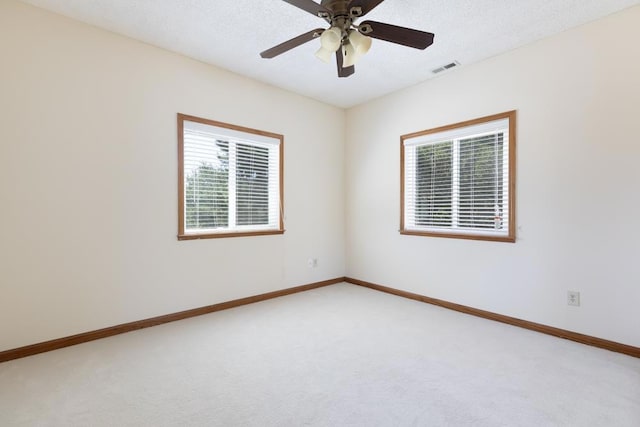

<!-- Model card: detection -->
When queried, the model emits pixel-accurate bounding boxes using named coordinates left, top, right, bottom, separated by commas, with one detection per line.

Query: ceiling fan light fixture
left=261, top=0, right=435, bottom=78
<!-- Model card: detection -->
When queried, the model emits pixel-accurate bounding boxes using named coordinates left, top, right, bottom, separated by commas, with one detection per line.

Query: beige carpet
left=1, top=283, right=638, bottom=426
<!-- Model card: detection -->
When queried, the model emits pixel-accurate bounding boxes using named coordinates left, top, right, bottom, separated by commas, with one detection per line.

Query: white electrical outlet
left=307, top=258, right=318, bottom=268
left=568, top=291, right=580, bottom=307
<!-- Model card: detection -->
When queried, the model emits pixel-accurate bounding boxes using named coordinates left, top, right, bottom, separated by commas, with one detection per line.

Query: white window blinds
left=403, top=114, right=514, bottom=240
left=182, top=119, right=281, bottom=236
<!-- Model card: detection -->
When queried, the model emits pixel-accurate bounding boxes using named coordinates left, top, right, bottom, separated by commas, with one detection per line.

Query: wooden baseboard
left=345, top=277, right=640, bottom=358
left=0, top=277, right=345, bottom=363
left=4, top=277, right=637, bottom=362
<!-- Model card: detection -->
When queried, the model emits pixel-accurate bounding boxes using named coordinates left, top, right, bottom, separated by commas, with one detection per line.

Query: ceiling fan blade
left=260, top=28, right=324, bottom=59
left=360, top=20, right=434, bottom=50
left=336, top=49, right=355, bottom=78
left=348, top=0, right=386, bottom=17
left=282, top=0, right=330, bottom=17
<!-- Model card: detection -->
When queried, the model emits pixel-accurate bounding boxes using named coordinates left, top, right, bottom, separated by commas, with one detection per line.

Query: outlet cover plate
left=568, top=291, right=580, bottom=307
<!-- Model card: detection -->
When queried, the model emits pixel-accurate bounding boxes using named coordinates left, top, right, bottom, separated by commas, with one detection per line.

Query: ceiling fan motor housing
left=320, top=0, right=350, bottom=16
left=320, top=0, right=364, bottom=35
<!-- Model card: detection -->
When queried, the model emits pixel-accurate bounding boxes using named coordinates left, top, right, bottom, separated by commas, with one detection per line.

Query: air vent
left=432, top=61, right=461, bottom=74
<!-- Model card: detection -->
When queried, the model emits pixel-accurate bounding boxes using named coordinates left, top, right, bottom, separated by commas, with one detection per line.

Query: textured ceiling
left=19, top=0, right=640, bottom=108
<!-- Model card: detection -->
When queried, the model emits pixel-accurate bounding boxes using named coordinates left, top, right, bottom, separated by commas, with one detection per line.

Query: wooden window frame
left=400, top=111, right=516, bottom=243
left=177, top=113, right=284, bottom=240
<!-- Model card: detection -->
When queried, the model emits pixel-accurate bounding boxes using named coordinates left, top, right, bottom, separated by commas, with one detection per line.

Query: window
left=178, top=114, right=284, bottom=240
left=401, top=111, right=516, bottom=242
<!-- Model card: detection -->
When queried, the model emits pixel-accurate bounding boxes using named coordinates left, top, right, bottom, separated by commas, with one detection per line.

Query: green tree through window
left=185, top=140, right=229, bottom=229
left=415, top=143, right=452, bottom=227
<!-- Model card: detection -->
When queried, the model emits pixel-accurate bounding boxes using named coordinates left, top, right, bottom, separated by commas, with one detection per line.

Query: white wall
left=346, top=6, right=640, bottom=347
left=0, top=0, right=345, bottom=351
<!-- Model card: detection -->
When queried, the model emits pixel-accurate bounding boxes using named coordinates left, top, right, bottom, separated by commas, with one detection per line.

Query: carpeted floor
left=1, top=283, right=639, bottom=426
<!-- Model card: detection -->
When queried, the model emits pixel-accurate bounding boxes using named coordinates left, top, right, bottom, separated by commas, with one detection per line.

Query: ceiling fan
left=260, top=0, right=435, bottom=78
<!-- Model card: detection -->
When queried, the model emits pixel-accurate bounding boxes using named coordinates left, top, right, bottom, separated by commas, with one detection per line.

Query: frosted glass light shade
left=320, top=27, right=342, bottom=52
left=315, top=46, right=334, bottom=63
left=342, top=43, right=356, bottom=68
left=349, top=30, right=372, bottom=57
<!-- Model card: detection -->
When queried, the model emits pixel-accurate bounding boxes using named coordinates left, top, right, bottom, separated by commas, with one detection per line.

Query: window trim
left=177, top=113, right=284, bottom=240
left=400, top=111, right=516, bottom=243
